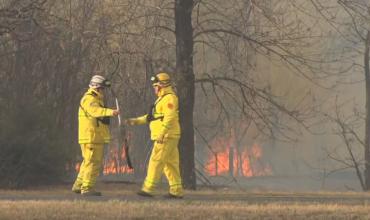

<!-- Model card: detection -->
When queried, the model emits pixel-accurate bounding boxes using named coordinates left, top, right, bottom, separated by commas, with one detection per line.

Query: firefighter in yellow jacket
left=72, top=75, right=119, bottom=196
left=127, top=72, right=183, bottom=198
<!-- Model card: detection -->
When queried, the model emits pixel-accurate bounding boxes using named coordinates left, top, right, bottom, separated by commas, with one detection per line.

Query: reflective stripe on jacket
left=78, top=88, right=114, bottom=144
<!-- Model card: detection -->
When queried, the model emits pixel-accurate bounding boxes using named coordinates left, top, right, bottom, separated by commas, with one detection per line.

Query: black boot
left=137, top=190, right=154, bottom=198
left=81, top=190, right=102, bottom=196
left=163, top=193, right=183, bottom=199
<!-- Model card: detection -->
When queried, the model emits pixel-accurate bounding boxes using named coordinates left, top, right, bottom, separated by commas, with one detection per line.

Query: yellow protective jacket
left=78, top=88, right=114, bottom=144
left=131, top=86, right=181, bottom=140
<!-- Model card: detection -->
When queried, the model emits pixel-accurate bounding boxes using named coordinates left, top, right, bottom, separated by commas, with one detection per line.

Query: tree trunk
left=215, top=153, right=218, bottom=176
left=229, top=147, right=234, bottom=177
left=364, top=31, right=370, bottom=190
left=175, top=0, right=196, bottom=189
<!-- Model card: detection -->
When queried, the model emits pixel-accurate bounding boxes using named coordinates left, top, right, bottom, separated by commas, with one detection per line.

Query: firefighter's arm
left=157, top=95, right=178, bottom=140
left=81, top=95, right=114, bottom=118
left=126, top=115, right=148, bottom=126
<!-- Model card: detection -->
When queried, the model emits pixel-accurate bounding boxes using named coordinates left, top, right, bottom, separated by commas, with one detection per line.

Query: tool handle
left=115, top=98, right=121, bottom=126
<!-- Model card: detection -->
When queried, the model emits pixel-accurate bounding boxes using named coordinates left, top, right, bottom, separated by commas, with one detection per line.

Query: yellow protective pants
left=142, top=138, right=183, bottom=196
left=73, top=144, right=104, bottom=193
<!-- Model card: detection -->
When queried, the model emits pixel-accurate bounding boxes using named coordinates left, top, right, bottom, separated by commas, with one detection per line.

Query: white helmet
left=89, top=75, right=111, bottom=89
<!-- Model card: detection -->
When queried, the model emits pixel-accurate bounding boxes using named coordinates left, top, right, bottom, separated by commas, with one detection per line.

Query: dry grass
left=2, top=183, right=370, bottom=219
left=1, top=200, right=370, bottom=220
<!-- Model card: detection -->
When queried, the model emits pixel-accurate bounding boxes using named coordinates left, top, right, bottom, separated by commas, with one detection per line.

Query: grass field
left=2, top=182, right=370, bottom=219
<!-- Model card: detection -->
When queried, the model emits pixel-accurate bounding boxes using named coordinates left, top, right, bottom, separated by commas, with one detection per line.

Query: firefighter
left=127, top=72, right=183, bottom=198
left=72, top=75, right=119, bottom=196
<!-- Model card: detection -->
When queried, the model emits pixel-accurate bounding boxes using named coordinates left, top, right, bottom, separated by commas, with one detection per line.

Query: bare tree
left=0, top=0, right=349, bottom=189
left=310, top=0, right=370, bottom=189
left=110, top=0, right=333, bottom=189
left=321, top=99, right=366, bottom=190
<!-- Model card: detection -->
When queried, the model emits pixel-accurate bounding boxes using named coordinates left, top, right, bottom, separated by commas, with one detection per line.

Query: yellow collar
left=157, top=86, right=174, bottom=97
left=87, top=88, right=104, bottom=99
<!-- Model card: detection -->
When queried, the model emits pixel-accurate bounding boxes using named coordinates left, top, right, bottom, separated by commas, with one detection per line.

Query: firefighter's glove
left=125, top=118, right=136, bottom=126
left=112, top=109, right=120, bottom=116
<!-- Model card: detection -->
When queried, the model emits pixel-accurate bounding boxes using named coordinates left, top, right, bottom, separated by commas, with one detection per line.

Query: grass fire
left=1, top=0, right=370, bottom=219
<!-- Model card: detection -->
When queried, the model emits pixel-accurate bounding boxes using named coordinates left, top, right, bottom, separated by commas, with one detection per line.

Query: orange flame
left=103, top=144, right=133, bottom=175
left=75, top=163, right=81, bottom=172
left=205, top=137, right=272, bottom=177
left=74, top=144, right=133, bottom=175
